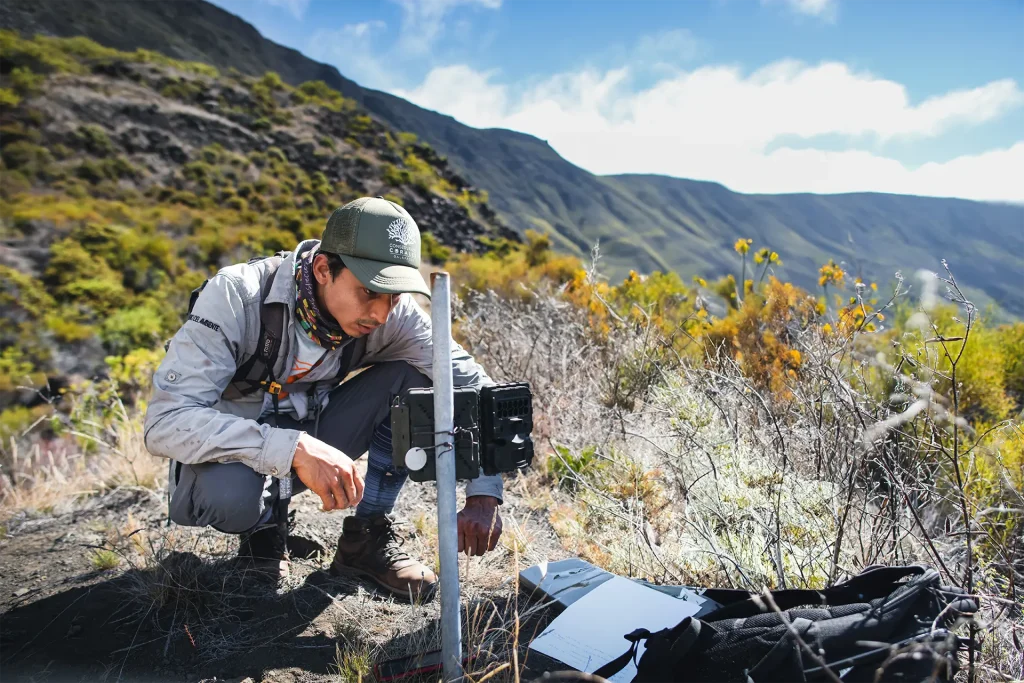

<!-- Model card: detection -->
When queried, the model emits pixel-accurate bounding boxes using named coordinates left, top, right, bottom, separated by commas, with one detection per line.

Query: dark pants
left=167, top=361, right=429, bottom=533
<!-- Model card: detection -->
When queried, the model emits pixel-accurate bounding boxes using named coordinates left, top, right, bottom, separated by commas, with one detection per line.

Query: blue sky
left=209, top=0, right=1024, bottom=201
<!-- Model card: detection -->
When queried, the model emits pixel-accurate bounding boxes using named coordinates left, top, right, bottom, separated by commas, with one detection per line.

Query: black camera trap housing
left=390, top=382, right=534, bottom=482
left=480, top=382, right=534, bottom=476
left=390, top=386, right=481, bottom=482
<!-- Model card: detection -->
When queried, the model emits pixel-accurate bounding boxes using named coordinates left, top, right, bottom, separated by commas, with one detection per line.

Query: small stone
left=13, top=588, right=29, bottom=597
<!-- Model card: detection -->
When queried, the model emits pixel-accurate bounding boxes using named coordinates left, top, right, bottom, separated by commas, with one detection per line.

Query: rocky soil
left=0, top=460, right=566, bottom=683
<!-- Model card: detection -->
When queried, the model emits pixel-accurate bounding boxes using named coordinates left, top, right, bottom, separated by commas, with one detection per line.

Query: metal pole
left=431, top=271, right=463, bottom=682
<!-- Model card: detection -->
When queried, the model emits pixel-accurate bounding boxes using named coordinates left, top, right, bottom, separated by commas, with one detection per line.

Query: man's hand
left=457, top=495, right=502, bottom=556
left=292, top=433, right=364, bottom=511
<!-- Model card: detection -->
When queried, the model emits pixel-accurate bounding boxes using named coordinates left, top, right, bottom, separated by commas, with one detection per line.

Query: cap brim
left=342, top=254, right=431, bottom=297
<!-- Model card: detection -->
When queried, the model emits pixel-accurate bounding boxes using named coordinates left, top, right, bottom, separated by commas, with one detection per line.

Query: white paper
left=529, top=576, right=700, bottom=683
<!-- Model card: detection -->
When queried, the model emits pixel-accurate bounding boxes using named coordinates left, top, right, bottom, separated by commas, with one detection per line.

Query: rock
left=13, top=587, right=29, bottom=597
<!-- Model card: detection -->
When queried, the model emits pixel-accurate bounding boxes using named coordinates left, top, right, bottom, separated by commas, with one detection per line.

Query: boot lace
left=374, top=520, right=412, bottom=566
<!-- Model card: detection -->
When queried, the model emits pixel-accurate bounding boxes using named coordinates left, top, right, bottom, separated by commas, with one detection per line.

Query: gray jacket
left=144, top=239, right=503, bottom=500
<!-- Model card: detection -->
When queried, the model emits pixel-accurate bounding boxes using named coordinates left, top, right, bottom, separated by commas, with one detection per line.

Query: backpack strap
left=594, top=619, right=704, bottom=682
left=705, top=565, right=926, bottom=622
left=225, top=254, right=288, bottom=400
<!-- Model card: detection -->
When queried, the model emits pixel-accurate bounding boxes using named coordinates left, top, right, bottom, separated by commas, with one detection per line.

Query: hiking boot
left=237, top=518, right=289, bottom=580
left=330, top=514, right=437, bottom=601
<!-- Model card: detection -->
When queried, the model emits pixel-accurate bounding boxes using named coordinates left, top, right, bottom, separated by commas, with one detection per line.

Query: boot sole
left=330, top=562, right=437, bottom=603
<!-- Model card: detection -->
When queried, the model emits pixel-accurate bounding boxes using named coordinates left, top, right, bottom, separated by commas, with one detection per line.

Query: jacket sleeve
left=143, top=272, right=301, bottom=478
left=365, top=294, right=504, bottom=502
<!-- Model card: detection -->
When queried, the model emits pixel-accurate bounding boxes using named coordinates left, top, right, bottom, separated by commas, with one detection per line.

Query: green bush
left=100, top=304, right=165, bottom=355
left=7, top=66, right=44, bottom=95
left=2, top=140, right=54, bottom=177
left=547, top=444, right=605, bottom=491
left=421, top=232, right=451, bottom=264
left=0, top=122, right=41, bottom=144
left=75, top=124, right=114, bottom=156
left=0, top=346, right=47, bottom=392
left=45, top=307, right=94, bottom=342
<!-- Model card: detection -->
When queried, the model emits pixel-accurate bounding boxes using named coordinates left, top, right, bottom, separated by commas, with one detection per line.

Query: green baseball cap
left=320, top=196, right=430, bottom=297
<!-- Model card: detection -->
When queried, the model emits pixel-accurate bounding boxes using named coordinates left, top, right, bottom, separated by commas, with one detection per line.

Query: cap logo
left=387, top=217, right=416, bottom=246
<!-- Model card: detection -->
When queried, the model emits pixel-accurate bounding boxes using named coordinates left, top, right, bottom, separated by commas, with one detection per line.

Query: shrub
left=0, top=347, right=47, bottom=392
left=74, top=124, right=114, bottom=156
left=0, top=87, right=21, bottom=110
left=100, top=305, right=166, bottom=355
left=7, top=67, right=44, bottom=95
left=2, top=141, right=54, bottom=177
left=546, top=444, right=605, bottom=491
left=420, top=232, right=451, bottom=264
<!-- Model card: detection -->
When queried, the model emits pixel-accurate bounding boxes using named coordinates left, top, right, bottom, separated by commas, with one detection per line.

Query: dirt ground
left=0, top=462, right=569, bottom=683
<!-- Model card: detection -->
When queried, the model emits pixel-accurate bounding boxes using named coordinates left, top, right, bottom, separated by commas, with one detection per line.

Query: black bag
left=594, top=565, right=977, bottom=683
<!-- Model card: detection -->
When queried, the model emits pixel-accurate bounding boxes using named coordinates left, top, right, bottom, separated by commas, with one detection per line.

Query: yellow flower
left=734, top=238, right=752, bottom=255
left=769, top=251, right=779, bottom=264
left=822, top=323, right=833, bottom=335
left=818, top=259, right=845, bottom=288
left=870, top=282, right=878, bottom=291
left=788, top=349, right=802, bottom=366
left=876, top=313, right=885, bottom=321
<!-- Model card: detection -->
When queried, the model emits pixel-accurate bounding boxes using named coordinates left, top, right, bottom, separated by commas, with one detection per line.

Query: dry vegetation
left=451, top=242, right=1023, bottom=682
left=2, top=235, right=1023, bottom=682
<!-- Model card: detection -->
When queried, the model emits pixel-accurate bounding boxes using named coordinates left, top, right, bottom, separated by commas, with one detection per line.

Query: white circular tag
left=405, top=447, right=428, bottom=471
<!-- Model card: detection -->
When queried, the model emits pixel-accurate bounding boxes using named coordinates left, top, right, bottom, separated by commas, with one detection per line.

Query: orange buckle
left=267, top=381, right=283, bottom=396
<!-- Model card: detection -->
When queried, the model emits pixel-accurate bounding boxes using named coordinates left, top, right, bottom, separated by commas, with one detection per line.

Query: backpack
left=593, top=565, right=977, bottom=683
left=181, top=252, right=364, bottom=421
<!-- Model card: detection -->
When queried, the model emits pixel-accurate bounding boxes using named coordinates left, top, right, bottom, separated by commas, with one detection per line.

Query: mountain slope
left=0, top=31, right=510, bottom=396
left=4, top=0, right=1022, bottom=314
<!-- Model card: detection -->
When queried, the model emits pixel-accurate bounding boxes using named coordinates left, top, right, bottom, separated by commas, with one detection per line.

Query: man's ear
left=311, top=253, right=331, bottom=284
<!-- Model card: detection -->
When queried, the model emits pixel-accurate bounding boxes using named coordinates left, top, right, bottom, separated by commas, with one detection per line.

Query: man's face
left=312, top=254, right=399, bottom=337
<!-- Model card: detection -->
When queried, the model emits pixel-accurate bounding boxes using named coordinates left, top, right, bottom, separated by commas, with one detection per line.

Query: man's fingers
left=340, top=468, right=357, bottom=508
left=486, top=512, right=502, bottom=552
left=317, top=486, right=335, bottom=511
left=486, top=524, right=501, bottom=552
left=327, top=474, right=347, bottom=510
left=353, top=470, right=365, bottom=504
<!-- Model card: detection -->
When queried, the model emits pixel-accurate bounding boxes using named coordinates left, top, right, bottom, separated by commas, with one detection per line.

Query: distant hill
left=4, top=0, right=1022, bottom=315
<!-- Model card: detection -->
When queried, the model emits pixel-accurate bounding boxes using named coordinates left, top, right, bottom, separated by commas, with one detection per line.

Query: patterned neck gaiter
left=294, top=248, right=349, bottom=350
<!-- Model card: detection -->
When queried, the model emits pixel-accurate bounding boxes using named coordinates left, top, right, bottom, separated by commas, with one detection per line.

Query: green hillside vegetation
left=0, top=29, right=508, bottom=437
left=4, top=0, right=1021, bottom=318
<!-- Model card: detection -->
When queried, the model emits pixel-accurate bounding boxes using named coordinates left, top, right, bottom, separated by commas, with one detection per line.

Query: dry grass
left=1, top=260, right=1020, bottom=680
left=454, top=262, right=1024, bottom=681
left=0, top=389, right=164, bottom=521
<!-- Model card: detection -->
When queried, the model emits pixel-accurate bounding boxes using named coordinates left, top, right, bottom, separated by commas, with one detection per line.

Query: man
left=144, top=196, right=503, bottom=600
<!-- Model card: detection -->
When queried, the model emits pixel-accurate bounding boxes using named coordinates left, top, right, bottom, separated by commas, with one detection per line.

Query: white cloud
left=307, top=0, right=500, bottom=90
left=392, top=0, right=502, bottom=55
left=257, top=0, right=310, bottom=20
left=766, top=0, right=838, bottom=21
left=309, top=21, right=395, bottom=89
left=346, top=20, right=387, bottom=38
left=394, top=59, right=1024, bottom=202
